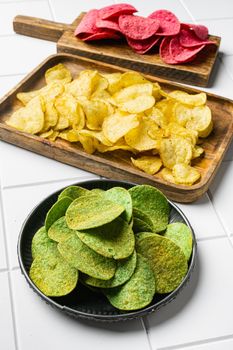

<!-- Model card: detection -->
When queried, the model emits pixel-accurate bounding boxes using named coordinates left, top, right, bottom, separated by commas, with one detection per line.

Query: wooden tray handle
left=13, top=15, right=71, bottom=42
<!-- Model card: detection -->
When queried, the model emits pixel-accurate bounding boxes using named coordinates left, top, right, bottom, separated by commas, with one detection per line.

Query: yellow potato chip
left=172, top=163, right=201, bottom=185
left=152, top=82, right=162, bottom=101
left=58, top=129, right=79, bottom=142
left=147, top=122, right=163, bottom=142
left=39, top=129, right=54, bottom=139
left=96, top=138, right=135, bottom=153
left=80, top=99, right=113, bottom=130
left=45, top=63, right=72, bottom=85
left=17, top=82, right=64, bottom=106
left=172, top=103, right=192, bottom=126
left=148, top=106, right=168, bottom=129
left=186, top=105, right=213, bottom=138
left=113, top=83, right=153, bottom=105
left=41, top=100, right=58, bottom=132
left=118, top=95, right=155, bottom=114
left=48, top=130, right=59, bottom=142
left=160, top=167, right=176, bottom=183
left=164, top=123, right=198, bottom=145
left=102, top=110, right=139, bottom=143
left=192, top=145, right=204, bottom=159
left=6, top=96, right=44, bottom=134
left=79, top=130, right=112, bottom=146
left=65, top=70, right=98, bottom=99
left=55, top=93, right=85, bottom=130
left=91, top=89, right=112, bottom=100
left=17, top=90, right=40, bottom=106
left=78, top=133, right=96, bottom=154
left=131, top=156, right=162, bottom=175
left=125, top=116, right=160, bottom=151
left=159, top=137, right=193, bottom=169
left=169, top=91, right=207, bottom=106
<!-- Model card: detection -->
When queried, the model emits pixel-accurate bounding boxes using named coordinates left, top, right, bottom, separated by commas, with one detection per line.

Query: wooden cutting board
left=0, top=53, right=232, bottom=203
left=13, top=13, right=221, bottom=87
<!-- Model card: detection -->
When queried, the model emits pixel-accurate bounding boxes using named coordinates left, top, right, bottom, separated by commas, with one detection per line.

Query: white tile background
left=0, top=0, right=233, bottom=349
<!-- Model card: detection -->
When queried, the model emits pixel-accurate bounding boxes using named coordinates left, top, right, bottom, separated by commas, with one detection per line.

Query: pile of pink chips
left=74, top=3, right=217, bottom=65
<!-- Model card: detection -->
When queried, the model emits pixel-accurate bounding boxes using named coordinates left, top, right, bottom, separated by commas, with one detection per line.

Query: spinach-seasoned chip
left=76, top=217, right=135, bottom=259
left=58, top=185, right=89, bottom=201
left=164, top=222, right=193, bottom=261
left=66, top=194, right=125, bottom=230
left=133, top=217, right=153, bottom=234
left=45, top=196, right=72, bottom=232
left=58, top=234, right=116, bottom=280
left=133, top=208, right=154, bottom=228
left=136, top=233, right=188, bottom=293
left=29, top=250, right=78, bottom=297
left=31, top=226, right=57, bottom=259
left=104, top=254, right=155, bottom=310
left=104, top=187, right=132, bottom=222
left=82, top=250, right=137, bottom=288
left=129, top=185, right=170, bottom=232
left=48, top=216, right=74, bottom=243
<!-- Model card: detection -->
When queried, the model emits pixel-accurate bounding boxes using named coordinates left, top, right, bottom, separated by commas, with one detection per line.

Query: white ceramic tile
left=180, top=338, right=233, bottom=350
left=0, top=196, right=7, bottom=269
left=0, top=141, right=95, bottom=187
left=182, top=0, right=233, bottom=20
left=0, top=1, right=52, bottom=36
left=115, top=0, right=192, bottom=20
left=0, top=35, right=55, bottom=75
left=195, top=18, right=233, bottom=56
left=223, top=141, right=233, bottom=162
left=176, top=194, right=226, bottom=240
left=146, top=238, right=233, bottom=349
left=0, top=74, right=25, bottom=99
left=2, top=178, right=98, bottom=267
left=0, top=272, right=16, bottom=350
left=11, top=268, right=149, bottom=350
left=49, top=0, right=116, bottom=23
left=209, top=161, right=233, bottom=235
left=221, top=55, right=233, bottom=83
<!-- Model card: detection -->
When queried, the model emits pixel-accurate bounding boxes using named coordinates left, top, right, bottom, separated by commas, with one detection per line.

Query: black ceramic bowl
left=18, top=179, right=197, bottom=322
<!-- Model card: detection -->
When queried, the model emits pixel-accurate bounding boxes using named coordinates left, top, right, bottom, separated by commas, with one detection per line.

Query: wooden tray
left=0, top=53, right=232, bottom=203
left=13, top=14, right=221, bottom=87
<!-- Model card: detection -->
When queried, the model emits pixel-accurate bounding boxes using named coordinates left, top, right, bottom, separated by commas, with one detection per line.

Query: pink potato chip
left=170, top=36, right=205, bottom=63
left=82, top=31, right=121, bottom=41
left=96, top=18, right=120, bottom=32
left=99, top=3, right=137, bottom=20
left=127, top=35, right=160, bottom=54
left=179, top=28, right=216, bottom=48
left=149, top=9, right=180, bottom=36
left=118, top=15, right=160, bottom=40
left=74, top=9, right=99, bottom=36
left=160, top=37, right=178, bottom=64
left=181, top=23, right=209, bottom=40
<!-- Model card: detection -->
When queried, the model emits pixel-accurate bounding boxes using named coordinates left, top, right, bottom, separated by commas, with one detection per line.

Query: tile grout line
left=0, top=0, right=47, bottom=4
left=0, top=72, right=27, bottom=78
left=178, top=0, right=197, bottom=23
left=142, top=316, right=158, bottom=350
left=207, top=189, right=233, bottom=249
left=2, top=175, right=99, bottom=190
left=157, top=332, right=233, bottom=350
left=0, top=180, right=19, bottom=350
left=47, top=0, right=55, bottom=21
left=219, top=55, right=233, bottom=83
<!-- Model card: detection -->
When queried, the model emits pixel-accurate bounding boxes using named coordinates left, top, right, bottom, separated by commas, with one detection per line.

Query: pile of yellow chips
left=6, top=63, right=213, bottom=186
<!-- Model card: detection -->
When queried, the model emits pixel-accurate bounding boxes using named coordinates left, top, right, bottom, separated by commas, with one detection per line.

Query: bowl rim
left=17, top=179, right=197, bottom=321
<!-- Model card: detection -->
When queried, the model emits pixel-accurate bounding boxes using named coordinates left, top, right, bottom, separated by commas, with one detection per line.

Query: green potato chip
left=76, top=217, right=135, bottom=259
left=48, top=216, right=74, bottom=243
left=90, top=189, right=104, bottom=195
left=103, top=187, right=132, bottom=222
left=58, top=234, right=116, bottom=280
left=133, top=208, right=154, bottom=229
left=129, top=185, right=170, bottom=232
left=45, top=196, right=72, bottom=232
left=29, top=250, right=78, bottom=297
left=66, top=194, right=125, bottom=230
left=82, top=250, right=137, bottom=288
left=104, top=254, right=155, bottom=311
left=58, top=185, right=89, bottom=201
left=31, top=226, right=57, bottom=260
left=133, top=218, right=153, bottom=234
left=136, top=233, right=188, bottom=294
left=164, top=223, right=193, bottom=261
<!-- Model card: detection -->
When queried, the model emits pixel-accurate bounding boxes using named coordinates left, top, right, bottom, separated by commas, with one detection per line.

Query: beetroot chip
left=181, top=23, right=208, bottom=40
left=149, top=9, right=180, bottom=36
left=118, top=15, right=160, bottom=40
left=170, top=36, right=205, bottom=63
left=179, top=28, right=216, bottom=48
left=160, top=37, right=178, bottom=64
left=74, top=9, right=99, bottom=36
left=96, top=18, right=120, bottom=32
left=99, top=3, right=137, bottom=20
left=127, top=35, right=160, bottom=54
left=82, top=31, right=121, bottom=41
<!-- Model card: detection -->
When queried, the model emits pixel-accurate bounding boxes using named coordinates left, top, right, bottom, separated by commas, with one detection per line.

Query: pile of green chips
left=29, top=184, right=193, bottom=311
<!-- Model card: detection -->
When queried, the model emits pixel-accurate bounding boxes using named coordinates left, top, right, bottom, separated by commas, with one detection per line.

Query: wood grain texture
left=13, top=14, right=221, bottom=87
left=0, top=54, right=232, bottom=203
